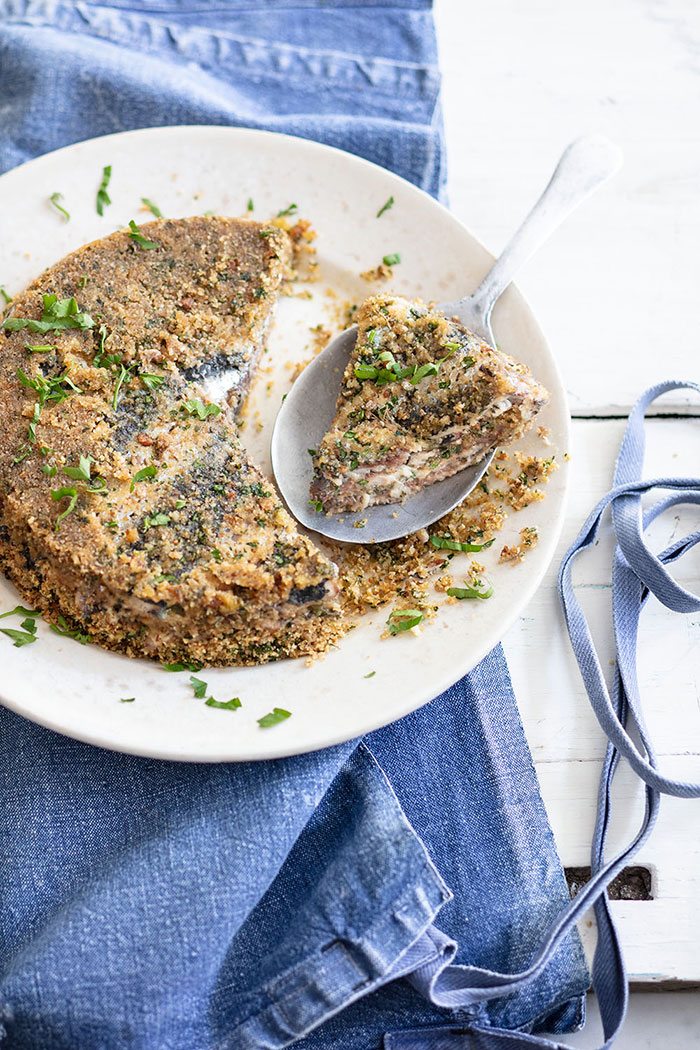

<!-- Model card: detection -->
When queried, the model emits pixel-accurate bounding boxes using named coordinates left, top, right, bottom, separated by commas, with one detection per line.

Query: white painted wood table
left=435, top=0, right=700, bottom=1038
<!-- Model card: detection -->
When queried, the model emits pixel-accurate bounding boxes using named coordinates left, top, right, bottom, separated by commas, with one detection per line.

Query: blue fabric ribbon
left=385, top=380, right=700, bottom=1048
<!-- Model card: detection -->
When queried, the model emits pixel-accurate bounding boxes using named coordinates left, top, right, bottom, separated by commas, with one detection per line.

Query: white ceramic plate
left=0, top=126, right=569, bottom=761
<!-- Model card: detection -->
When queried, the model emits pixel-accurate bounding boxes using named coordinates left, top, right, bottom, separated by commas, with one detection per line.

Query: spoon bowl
left=271, top=135, right=622, bottom=544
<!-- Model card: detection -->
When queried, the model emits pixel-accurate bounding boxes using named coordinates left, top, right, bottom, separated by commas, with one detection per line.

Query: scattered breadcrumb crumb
left=360, top=263, right=393, bottom=282
left=500, top=526, right=539, bottom=564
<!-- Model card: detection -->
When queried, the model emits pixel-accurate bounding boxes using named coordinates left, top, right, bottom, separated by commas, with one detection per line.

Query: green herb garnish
left=183, top=398, right=221, bottom=420
left=112, top=363, right=133, bottom=410
left=364, top=671, right=376, bottom=678
left=276, top=203, right=298, bottom=218
left=189, top=675, right=207, bottom=699
left=120, top=697, right=135, bottom=703
left=247, top=198, right=254, bottom=212
left=0, top=286, right=11, bottom=304
left=308, top=499, right=323, bottom=512
left=447, top=579, right=494, bottom=600
left=63, top=454, right=93, bottom=483
left=140, top=373, right=164, bottom=392
left=162, top=661, right=201, bottom=672
left=141, top=197, right=163, bottom=218
left=0, top=627, right=37, bottom=647
left=258, top=707, right=291, bottom=728
left=142, top=512, right=170, bottom=531
left=50, top=192, right=70, bottom=222
left=24, top=344, right=56, bottom=353
left=128, top=220, right=158, bottom=250
left=205, top=696, right=242, bottom=711
left=2, top=294, right=94, bottom=334
left=96, top=165, right=112, bottom=216
left=429, top=535, right=495, bottom=553
left=0, top=605, right=38, bottom=619
left=409, top=362, right=439, bottom=385
left=387, top=608, right=423, bottom=634
left=50, top=486, right=78, bottom=529
left=131, top=464, right=157, bottom=491
left=376, top=196, right=394, bottom=218
left=50, top=614, right=90, bottom=643
left=382, top=253, right=401, bottom=267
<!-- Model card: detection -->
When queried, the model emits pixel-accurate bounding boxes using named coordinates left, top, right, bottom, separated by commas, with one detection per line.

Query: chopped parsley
left=63, top=454, right=93, bottom=483
left=308, top=499, right=323, bottom=512
left=354, top=364, right=381, bottom=381
left=140, top=373, right=164, bottom=392
left=382, top=253, right=401, bottom=267
left=276, top=203, right=298, bottom=218
left=94, top=325, right=122, bottom=368
left=0, top=627, right=36, bottom=647
left=447, top=579, right=494, bottom=600
left=364, top=670, right=376, bottom=678
left=20, top=617, right=37, bottom=634
left=210, top=548, right=223, bottom=562
left=130, top=464, right=158, bottom=491
left=376, top=196, right=394, bottom=218
left=429, top=535, right=495, bottom=553
left=120, top=697, right=135, bottom=703
left=183, top=398, right=221, bottom=420
left=142, top=512, right=170, bottom=531
left=409, top=362, right=439, bottom=385
left=387, top=608, right=423, bottom=634
left=205, top=696, right=242, bottom=711
left=189, top=675, right=207, bottom=699
left=24, top=343, right=56, bottom=353
left=2, top=294, right=94, bottom=333
left=112, top=363, right=133, bottom=410
left=162, top=661, right=201, bottom=672
left=141, top=197, right=163, bottom=218
left=50, top=486, right=78, bottom=530
left=128, top=220, right=158, bottom=250
left=247, top=198, right=254, bottom=212
left=96, top=165, right=112, bottom=216
left=0, top=286, right=12, bottom=304
left=49, top=192, right=70, bottom=222
left=0, top=605, right=38, bottom=619
left=258, top=707, right=291, bottom=728
left=50, top=613, right=90, bottom=643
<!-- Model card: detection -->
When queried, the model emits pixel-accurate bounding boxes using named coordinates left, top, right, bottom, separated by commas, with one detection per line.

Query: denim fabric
left=0, top=0, right=445, bottom=199
left=0, top=2, right=589, bottom=1048
left=0, top=663, right=587, bottom=1050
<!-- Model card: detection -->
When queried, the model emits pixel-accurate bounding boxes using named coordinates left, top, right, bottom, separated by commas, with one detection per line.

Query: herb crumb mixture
left=0, top=217, right=342, bottom=666
left=310, top=294, right=550, bottom=514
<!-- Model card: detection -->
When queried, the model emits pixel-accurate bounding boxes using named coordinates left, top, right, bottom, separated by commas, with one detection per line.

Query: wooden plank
left=435, top=0, right=700, bottom=416
left=503, top=418, right=700, bottom=981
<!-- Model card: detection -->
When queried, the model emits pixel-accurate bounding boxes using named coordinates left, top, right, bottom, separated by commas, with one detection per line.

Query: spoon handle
left=465, top=135, right=623, bottom=322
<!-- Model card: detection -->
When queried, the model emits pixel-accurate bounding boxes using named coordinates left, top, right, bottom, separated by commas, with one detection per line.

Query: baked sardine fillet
left=310, top=295, right=550, bottom=513
left=0, top=217, right=340, bottom=666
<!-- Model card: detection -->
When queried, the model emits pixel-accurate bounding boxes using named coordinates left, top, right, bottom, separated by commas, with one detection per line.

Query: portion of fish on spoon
left=271, top=135, right=622, bottom=544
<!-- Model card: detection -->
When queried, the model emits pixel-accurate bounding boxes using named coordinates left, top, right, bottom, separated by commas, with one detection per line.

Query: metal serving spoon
left=271, top=135, right=622, bottom=544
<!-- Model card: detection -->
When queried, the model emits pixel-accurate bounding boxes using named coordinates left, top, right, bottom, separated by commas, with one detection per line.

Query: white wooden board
left=436, top=0, right=700, bottom=417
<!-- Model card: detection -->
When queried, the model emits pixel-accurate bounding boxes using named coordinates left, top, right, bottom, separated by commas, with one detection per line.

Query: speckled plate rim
left=0, top=125, right=570, bottom=762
